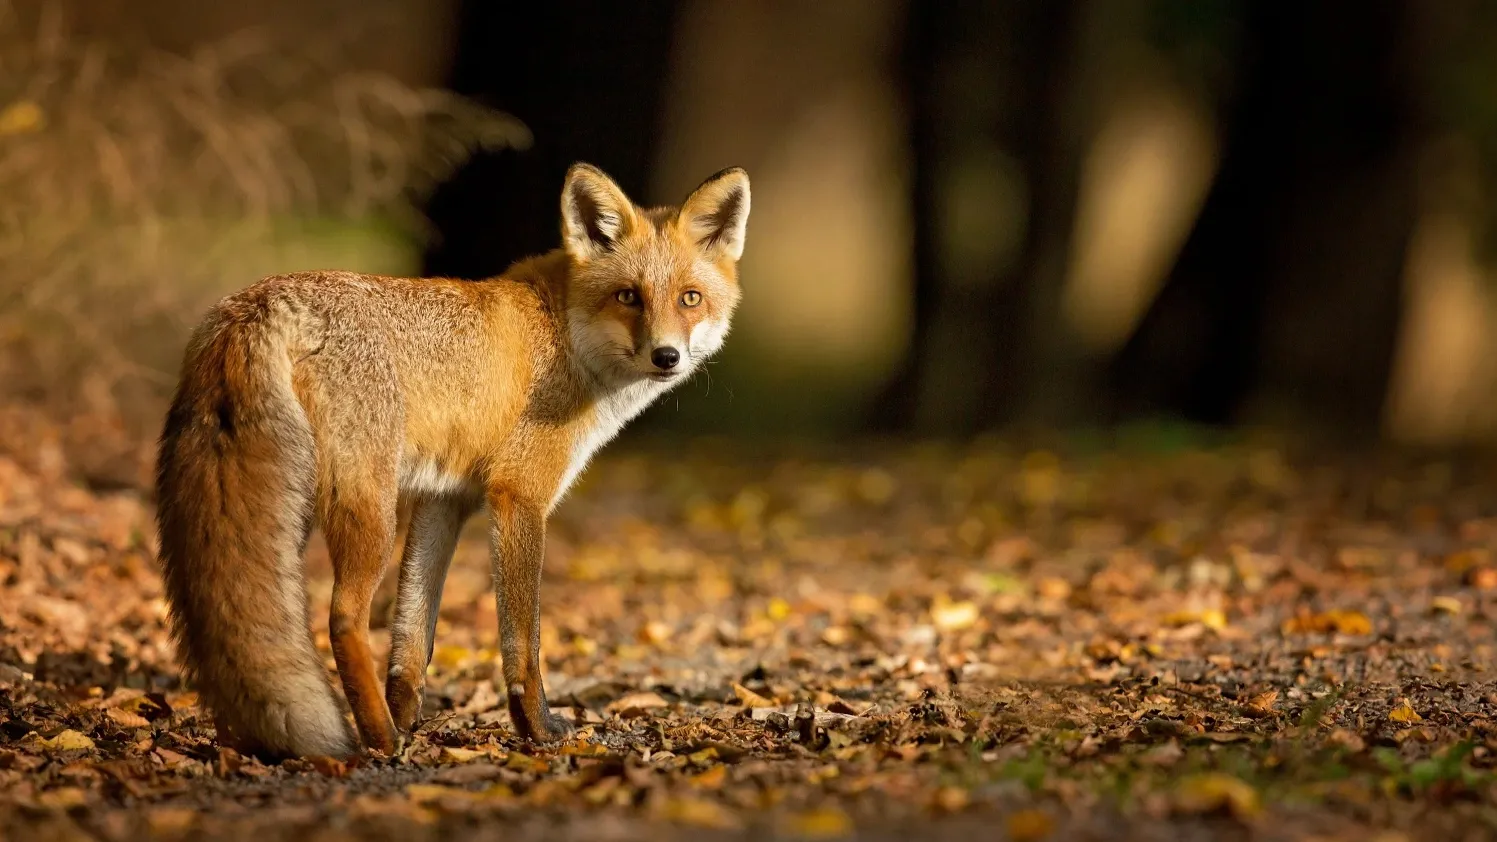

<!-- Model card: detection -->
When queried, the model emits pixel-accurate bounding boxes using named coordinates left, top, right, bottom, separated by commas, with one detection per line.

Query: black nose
left=651, top=346, right=681, bottom=370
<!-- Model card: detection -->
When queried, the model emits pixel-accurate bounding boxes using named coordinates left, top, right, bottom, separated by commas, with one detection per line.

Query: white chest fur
left=552, top=380, right=666, bottom=509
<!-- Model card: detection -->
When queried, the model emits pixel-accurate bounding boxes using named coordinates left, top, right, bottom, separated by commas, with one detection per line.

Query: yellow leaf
left=36, top=787, right=88, bottom=809
left=40, top=729, right=95, bottom=752
left=638, top=620, right=672, bottom=645
left=0, top=100, right=44, bottom=136
left=1174, top=773, right=1260, bottom=819
left=431, top=645, right=477, bottom=671
left=1389, top=700, right=1422, bottom=724
left=1163, top=608, right=1227, bottom=630
left=1431, top=596, right=1462, bottom=615
left=405, top=783, right=484, bottom=807
left=1007, top=808, right=1056, bottom=842
left=767, top=597, right=792, bottom=621
left=655, top=795, right=741, bottom=829
left=733, top=683, right=775, bottom=708
left=1282, top=609, right=1372, bottom=636
left=689, top=764, right=727, bottom=790
left=930, top=786, right=969, bottom=812
left=781, top=806, right=853, bottom=838
left=931, top=598, right=979, bottom=632
left=687, top=746, right=720, bottom=766
left=438, top=746, right=493, bottom=764
left=145, top=807, right=197, bottom=834
left=505, top=752, right=551, bottom=774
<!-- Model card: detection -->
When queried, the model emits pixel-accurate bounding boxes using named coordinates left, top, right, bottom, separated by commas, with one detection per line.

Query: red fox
left=154, top=163, right=751, bottom=759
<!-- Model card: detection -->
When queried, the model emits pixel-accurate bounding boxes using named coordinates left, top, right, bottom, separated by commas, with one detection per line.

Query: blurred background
left=5, top=0, right=1497, bottom=485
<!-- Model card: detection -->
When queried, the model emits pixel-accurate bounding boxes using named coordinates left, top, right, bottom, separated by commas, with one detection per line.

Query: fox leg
left=487, top=488, right=574, bottom=742
left=323, top=486, right=401, bottom=755
left=385, top=493, right=475, bottom=732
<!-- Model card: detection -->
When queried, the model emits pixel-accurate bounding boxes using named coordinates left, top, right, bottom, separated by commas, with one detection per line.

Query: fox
left=154, top=162, right=750, bottom=759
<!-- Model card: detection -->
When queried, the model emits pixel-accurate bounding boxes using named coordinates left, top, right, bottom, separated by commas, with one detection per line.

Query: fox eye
left=615, top=289, right=639, bottom=305
left=680, top=290, right=702, bottom=307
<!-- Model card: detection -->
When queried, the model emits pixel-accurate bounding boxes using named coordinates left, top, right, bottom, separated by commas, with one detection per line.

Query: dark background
left=9, top=0, right=1497, bottom=455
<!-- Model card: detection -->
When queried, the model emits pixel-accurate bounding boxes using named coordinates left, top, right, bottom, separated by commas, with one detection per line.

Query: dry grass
left=0, top=3, right=528, bottom=467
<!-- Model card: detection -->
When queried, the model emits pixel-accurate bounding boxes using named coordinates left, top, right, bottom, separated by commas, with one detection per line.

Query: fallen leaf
left=39, top=730, right=95, bottom=752
left=607, top=691, right=671, bottom=714
left=688, top=764, right=727, bottom=790
left=1007, top=809, right=1056, bottom=842
left=1282, top=609, right=1372, bottom=636
left=1389, top=700, right=1423, bottom=724
left=307, top=755, right=348, bottom=777
left=1241, top=690, right=1279, bottom=718
left=931, top=598, right=979, bottom=632
left=106, top=708, right=151, bottom=729
left=1174, top=773, right=1260, bottom=819
left=1431, top=596, right=1462, bottom=615
left=1163, top=608, right=1227, bottom=630
left=930, top=786, right=969, bottom=812
left=654, top=795, right=742, bottom=829
left=781, top=806, right=853, bottom=838
left=36, top=787, right=88, bottom=810
left=733, top=683, right=775, bottom=708
left=438, top=746, right=492, bottom=764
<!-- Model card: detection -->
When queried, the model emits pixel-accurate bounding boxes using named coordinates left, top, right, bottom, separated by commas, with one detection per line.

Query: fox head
left=559, top=162, right=750, bottom=389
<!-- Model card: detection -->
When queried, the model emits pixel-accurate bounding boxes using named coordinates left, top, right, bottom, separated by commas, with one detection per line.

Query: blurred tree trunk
left=1109, top=0, right=1428, bottom=436
left=872, top=0, right=1094, bottom=435
left=420, top=0, right=680, bottom=279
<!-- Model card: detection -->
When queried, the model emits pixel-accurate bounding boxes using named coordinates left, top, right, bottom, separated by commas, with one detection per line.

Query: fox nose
left=650, top=346, right=681, bottom=370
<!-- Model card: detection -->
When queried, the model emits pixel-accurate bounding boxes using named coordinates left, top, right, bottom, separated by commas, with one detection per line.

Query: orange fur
left=155, top=164, right=751, bottom=759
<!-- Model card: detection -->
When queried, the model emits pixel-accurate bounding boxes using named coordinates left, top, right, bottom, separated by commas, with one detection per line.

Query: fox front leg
left=487, top=489, right=574, bottom=742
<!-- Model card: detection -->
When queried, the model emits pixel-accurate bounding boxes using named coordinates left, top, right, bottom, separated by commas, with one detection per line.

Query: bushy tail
left=155, top=303, right=354, bottom=760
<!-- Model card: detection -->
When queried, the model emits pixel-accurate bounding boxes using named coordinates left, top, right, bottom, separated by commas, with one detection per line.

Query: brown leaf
left=733, top=683, right=775, bottom=709
left=1282, top=609, right=1372, bottom=636
left=306, top=755, right=348, bottom=777
left=106, top=708, right=151, bottom=729
left=1007, top=809, right=1056, bottom=842
left=607, top=691, right=671, bottom=715
left=1240, top=690, right=1279, bottom=718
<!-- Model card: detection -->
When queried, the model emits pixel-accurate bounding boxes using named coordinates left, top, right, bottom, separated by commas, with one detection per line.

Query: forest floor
left=4, top=409, right=1497, bottom=841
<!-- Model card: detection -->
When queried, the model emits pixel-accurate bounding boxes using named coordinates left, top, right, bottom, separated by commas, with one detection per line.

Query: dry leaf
left=1389, top=700, right=1422, bottom=724
left=106, top=708, right=151, bottom=729
left=654, top=795, right=742, bottom=829
left=1431, top=596, right=1462, bottom=615
left=39, top=730, right=95, bottom=752
left=437, top=746, right=493, bottom=764
left=781, top=807, right=854, bottom=838
left=688, top=764, right=727, bottom=790
left=307, top=755, right=348, bottom=777
left=931, top=598, right=979, bottom=632
left=1241, top=690, right=1279, bottom=718
left=1282, top=609, right=1372, bottom=636
left=607, top=691, right=671, bottom=714
left=1174, top=773, right=1260, bottom=819
left=733, top=683, right=775, bottom=708
left=1007, top=809, right=1056, bottom=842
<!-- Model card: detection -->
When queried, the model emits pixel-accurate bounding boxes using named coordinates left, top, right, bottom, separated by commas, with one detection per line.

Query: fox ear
left=561, top=163, right=637, bottom=262
left=678, top=167, right=751, bottom=262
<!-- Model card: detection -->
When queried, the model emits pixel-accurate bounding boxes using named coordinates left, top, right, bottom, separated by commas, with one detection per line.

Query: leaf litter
left=3, top=410, right=1497, bottom=840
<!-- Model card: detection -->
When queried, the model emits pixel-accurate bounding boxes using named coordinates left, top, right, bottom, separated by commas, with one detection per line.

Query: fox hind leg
left=386, top=493, right=474, bottom=732
left=323, top=483, right=401, bottom=756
